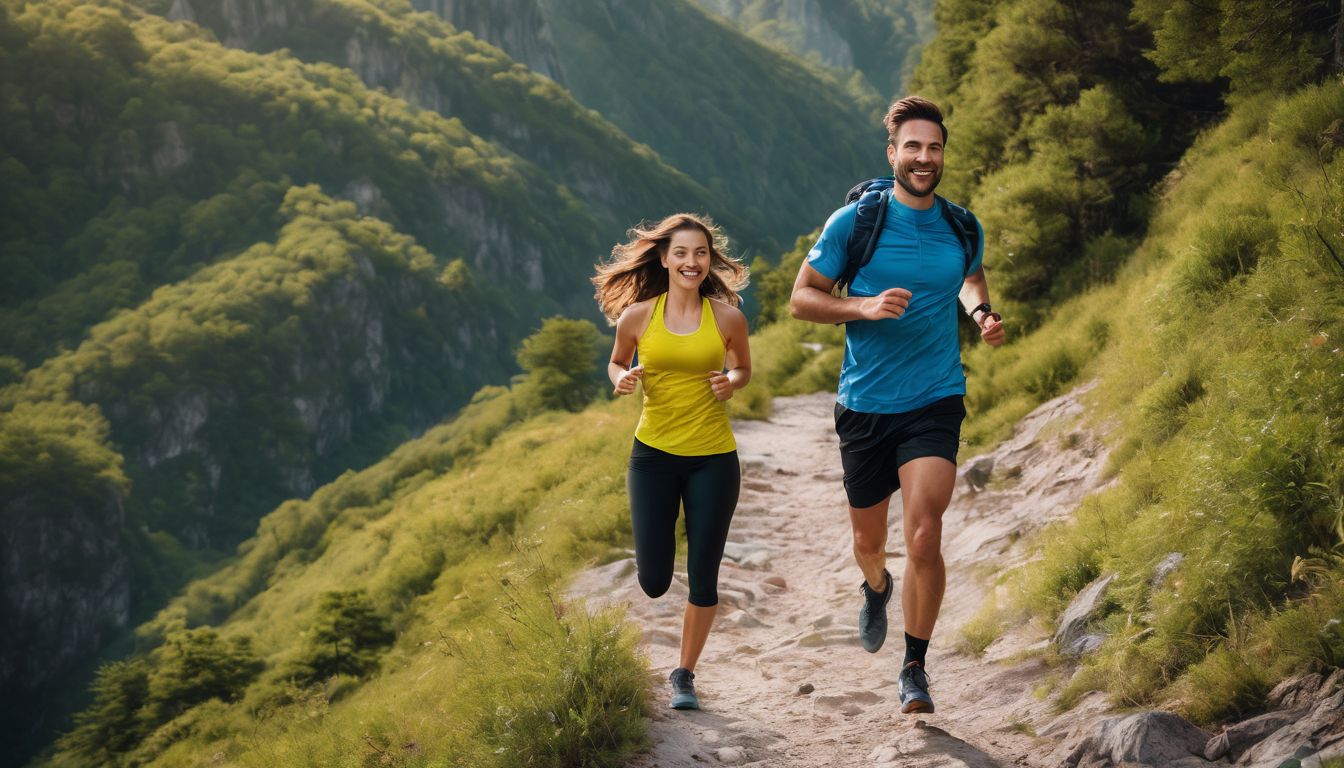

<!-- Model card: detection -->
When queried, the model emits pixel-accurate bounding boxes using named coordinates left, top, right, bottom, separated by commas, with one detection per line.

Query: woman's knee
left=637, top=569, right=673, bottom=599
left=687, top=585, right=718, bottom=607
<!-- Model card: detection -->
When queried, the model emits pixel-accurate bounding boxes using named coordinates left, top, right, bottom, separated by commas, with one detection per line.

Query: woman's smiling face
left=661, top=227, right=711, bottom=290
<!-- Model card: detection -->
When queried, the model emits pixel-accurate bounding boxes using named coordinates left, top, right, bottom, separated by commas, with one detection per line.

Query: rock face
left=696, top=0, right=856, bottom=70
left=412, top=0, right=565, bottom=83
left=1218, top=670, right=1344, bottom=767
left=1, top=493, right=130, bottom=756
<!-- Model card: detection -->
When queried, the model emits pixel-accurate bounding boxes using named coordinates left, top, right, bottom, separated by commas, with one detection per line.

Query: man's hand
left=978, top=312, right=1005, bottom=347
left=707, top=370, right=734, bottom=401
left=613, top=365, right=644, bottom=395
left=858, top=287, right=913, bottom=321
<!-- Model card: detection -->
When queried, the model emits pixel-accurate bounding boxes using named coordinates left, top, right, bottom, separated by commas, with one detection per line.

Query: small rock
left=961, top=455, right=994, bottom=492
left=1267, top=672, right=1325, bottom=710
left=797, top=682, right=814, bottom=695
left=1151, top=552, right=1185, bottom=589
left=1054, top=573, right=1115, bottom=650
left=1064, top=633, right=1106, bottom=658
left=761, top=575, right=787, bottom=591
left=798, top=632, right=825, bottom=648
left=725, top=609, right=764, bottom=628
left=715, top=746, right=745, bottom=764
left=1204, top=710, right=1299, bottom=761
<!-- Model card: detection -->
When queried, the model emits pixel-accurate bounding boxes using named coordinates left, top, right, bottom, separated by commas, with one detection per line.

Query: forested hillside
left=12, top=0, right=1344, bottom=765
left=0, top=0, right=907, bottom=762
left=694, top=0, right=934, bottom=106
left=419, top=0, right=888, bottom=246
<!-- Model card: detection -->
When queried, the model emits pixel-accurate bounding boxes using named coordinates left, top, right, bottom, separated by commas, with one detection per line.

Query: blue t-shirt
left=806, top=196, right=984, bottom=414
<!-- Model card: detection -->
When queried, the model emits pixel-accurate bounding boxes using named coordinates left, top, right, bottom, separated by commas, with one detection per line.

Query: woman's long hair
left=592, top=213, right=749, bottom=323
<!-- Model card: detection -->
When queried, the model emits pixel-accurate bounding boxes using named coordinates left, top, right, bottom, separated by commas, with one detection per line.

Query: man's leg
left=849, top=497, right=893, bottom=593
left=897, top=456, right=956, bottom=639
left=895, top=456, right=955, bottom=713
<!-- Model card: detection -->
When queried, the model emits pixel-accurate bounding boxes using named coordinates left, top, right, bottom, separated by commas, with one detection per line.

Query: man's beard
left=894, top=162, right=941, bottom=198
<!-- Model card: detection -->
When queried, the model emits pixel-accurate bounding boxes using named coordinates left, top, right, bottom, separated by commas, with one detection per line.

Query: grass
left=949, top=78, right=1344, bottom=725
left=49, top=390, right=652, bottom=767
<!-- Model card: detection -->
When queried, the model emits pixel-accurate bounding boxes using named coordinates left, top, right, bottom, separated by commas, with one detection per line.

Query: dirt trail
left=570, top=387, right=1117, bottom=767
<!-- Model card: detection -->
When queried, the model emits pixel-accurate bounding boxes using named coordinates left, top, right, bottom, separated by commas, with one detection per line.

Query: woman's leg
left=678, top=452, right=740, bottom=671
left=627, top=453, right=684, bottom=600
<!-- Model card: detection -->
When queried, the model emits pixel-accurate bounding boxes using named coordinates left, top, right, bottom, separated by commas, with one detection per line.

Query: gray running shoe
left=898, top=661, right=934, bottom=713
left=669, top=667, right=699, bottom=710
left=859, top=569, right=893, bottom=653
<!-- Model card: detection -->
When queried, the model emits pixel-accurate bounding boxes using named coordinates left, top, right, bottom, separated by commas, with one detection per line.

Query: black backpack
left=835, top=176, right=981, bottom=295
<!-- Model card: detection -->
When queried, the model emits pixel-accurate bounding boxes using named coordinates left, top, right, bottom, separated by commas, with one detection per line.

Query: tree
left=291, top=590, right=394, bottom=684
left=513, top=317, right=607, bottom=414
left=143, top=628, right=262, bottom=722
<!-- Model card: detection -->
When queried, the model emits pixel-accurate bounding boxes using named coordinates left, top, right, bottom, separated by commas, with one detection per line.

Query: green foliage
left=289, top=591, right=394, bottom=684
left=0, top=399, right=128, bottom=510
left=514, top=316, right=608, bottom=415
left=1132, top=0, right=1340, bottom=100
left=56, top=630, right=261, bottom=767
left=960, top=78, right=1344, bottom=724
left=51, top=384, right=648, bottom=766
left=144, top=629, right=262, bottom=722
left=55, top=660, right=150, bottom=764
left=540, top=0, right=880, bottom=248
left=153, top=0, right=757, bottom=258
left=694, top=0, right=933, bottom=104
left=459, top=544, right=648, bottom=768
left=910, top=0, right=1221, bottom=315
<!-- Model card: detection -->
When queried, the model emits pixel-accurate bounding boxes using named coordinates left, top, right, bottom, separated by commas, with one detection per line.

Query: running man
left=788, top=96, right=1005, bottom=714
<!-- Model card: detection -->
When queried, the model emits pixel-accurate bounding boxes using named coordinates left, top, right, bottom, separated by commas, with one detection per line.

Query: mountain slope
left=140, top=0, right=764, bottom=251
left=420, top=0, right=886, bottom=250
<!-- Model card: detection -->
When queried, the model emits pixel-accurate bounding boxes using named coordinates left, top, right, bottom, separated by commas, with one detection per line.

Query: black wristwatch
left=969, top=302, right=993, bottom=322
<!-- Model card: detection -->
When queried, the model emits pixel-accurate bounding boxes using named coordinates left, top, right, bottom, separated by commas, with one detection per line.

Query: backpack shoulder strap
left=937, top=195, right=981, bottom=277
left=838, top=179, right=893, bottom=294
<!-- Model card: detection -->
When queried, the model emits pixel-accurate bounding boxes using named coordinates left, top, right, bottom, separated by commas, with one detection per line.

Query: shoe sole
left=670, top=696, right=699, bottom=710
left=900, top=699, right=934, bottom=714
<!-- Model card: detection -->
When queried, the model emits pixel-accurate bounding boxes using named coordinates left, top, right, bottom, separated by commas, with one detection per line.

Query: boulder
left=1060, top=710, right=1215, bottom=767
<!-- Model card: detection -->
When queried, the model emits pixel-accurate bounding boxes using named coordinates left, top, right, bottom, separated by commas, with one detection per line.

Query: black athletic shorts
left=834, top=395, right=966, bottom=509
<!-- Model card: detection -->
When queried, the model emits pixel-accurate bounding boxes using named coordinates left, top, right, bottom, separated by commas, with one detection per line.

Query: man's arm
left=789, top=262, right=912, bottom=324
left=958, top=266, right=1005, bottom=347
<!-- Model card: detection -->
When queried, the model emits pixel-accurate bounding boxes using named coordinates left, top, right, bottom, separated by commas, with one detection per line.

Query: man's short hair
left=885, top=96, right=947, bottom=144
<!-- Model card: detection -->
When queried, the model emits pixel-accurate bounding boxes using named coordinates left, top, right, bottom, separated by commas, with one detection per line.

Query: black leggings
left=627, top=439, right=740, bottom=607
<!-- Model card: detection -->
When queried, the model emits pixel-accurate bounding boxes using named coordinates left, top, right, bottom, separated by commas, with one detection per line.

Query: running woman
left=789, top=96, right=1006, bottom=714
left=592, top=213, right=751, bottom=711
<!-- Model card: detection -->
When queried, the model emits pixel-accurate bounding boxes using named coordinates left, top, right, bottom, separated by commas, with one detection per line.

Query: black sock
left=904, top=633, right=929, bottom=668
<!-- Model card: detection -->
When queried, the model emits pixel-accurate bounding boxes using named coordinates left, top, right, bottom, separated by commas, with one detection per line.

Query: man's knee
left=853, top=526, right=886, bottom=557
left=906, top=522, right=943, bottom=565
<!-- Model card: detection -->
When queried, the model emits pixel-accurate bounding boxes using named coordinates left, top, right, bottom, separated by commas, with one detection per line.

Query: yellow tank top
left=634, top=294, right=736, bottom=456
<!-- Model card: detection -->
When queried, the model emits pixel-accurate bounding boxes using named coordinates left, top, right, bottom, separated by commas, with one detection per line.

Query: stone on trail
left=869, top=722, right=1004, bottom=767
left=715, top=746, right=746, bottom=764
left=796, top=682, right=814, bottom=695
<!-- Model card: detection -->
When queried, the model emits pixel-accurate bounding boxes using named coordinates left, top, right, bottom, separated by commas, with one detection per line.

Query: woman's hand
left=613, top=365, right=644, bottom=395
left=707, top=370, right=734, bottom=401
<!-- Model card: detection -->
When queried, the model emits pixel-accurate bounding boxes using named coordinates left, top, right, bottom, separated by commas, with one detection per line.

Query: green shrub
left=289, top=591, right=395, bottom=685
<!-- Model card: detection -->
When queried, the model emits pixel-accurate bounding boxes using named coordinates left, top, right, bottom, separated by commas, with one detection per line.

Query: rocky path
left=571, top=387, right=1120, bottom=767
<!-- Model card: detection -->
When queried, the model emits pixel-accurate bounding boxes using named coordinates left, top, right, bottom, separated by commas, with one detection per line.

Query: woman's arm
left=609, top=301, right=652, bottom=394
left=708, top=303, right=751, bottom=400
